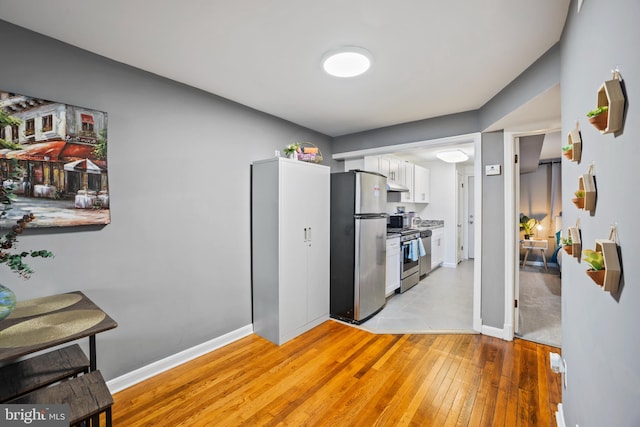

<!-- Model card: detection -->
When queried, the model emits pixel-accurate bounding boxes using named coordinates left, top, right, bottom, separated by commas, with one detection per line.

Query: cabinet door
left=413, top=165, right=430, bottom=203
left=305, top=165, right=330, bottom=321
left=363, top=156, right=380, bottom=173
left=280, top=162, right=312, bottom=336
left=385, top=238, right=401, bottom=295
left=401, top=163, right=414, bottom=203
left=431, top=229, right=444, bottom=268
left=378, top=157, right=391, bottom=180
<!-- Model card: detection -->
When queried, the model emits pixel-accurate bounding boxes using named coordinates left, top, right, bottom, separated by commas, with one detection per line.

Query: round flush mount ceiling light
left=322, top=47, right=372, bottom=78
left=436, top=150, right=469, bottom=163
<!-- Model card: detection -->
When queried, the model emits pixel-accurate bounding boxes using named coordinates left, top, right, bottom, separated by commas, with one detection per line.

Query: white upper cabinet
left=362, top=155, right=429, bottom=203
left=413, top=164, right=430, bottom=203
left=400, top=162, right=413, bottom=203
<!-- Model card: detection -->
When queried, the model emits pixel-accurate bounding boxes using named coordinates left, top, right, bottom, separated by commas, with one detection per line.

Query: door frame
left=503, top=128, right=560, bottom=340
left=333, top=132, right=483, bottom=333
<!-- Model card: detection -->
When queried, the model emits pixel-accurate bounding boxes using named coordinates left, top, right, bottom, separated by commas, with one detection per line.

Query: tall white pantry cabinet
left=251, top=157, right=330, bottom=345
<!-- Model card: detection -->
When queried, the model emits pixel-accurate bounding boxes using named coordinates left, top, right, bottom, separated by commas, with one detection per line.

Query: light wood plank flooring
left=113, top=320, right=561, bottom=426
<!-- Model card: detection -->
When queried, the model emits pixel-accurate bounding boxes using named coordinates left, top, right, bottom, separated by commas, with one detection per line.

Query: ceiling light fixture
left=322, top=47, right=372, bottom=78
left=436, top=150, right=469, bottom=163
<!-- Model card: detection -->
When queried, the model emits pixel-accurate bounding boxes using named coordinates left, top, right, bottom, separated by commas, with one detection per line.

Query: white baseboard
left=555, top=403, right=566, bottom=427
left=481, top=324, right=506, bottom=340
left=107, top=324, right=254, bottom=394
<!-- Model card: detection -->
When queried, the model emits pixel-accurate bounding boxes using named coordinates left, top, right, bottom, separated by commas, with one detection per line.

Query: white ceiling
left=0, top=0, right=570, bottom=138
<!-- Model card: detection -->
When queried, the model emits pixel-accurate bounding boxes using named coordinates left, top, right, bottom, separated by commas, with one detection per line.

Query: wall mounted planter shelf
left=590, top=70, right=625, bottom=134
left=568, top=226, right=581, bottom=259
left=564, top=122, right=582, bottom=163
left=575, top=166, right=596, bottom=213
left=585, top=239, right=621, bottom=293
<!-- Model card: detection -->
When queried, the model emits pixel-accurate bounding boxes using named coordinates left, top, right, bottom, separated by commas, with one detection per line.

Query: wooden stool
left=11, top=370, right=113, bottom=427
left=0, top=344, right=89, bottom=403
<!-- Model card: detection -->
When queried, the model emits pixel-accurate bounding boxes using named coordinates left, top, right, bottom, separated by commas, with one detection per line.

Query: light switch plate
left=485, top=164, right=502, bottom=176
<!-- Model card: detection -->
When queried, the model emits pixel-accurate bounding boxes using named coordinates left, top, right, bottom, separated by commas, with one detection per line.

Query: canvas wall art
left=0, top=90, right=109, bottom=228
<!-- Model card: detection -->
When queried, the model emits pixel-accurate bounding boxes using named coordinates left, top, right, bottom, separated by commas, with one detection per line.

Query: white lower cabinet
left=252, top=157, right=330, bottom=345
left=431, top=227, right=444, bottom=269
left=385, top=236, right=401, bottom=296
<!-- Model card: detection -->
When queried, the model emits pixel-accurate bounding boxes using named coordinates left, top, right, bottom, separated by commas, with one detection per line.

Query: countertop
left=413, top=220, right=444, bottom=230
left=386, top=220, right=443, bottom=239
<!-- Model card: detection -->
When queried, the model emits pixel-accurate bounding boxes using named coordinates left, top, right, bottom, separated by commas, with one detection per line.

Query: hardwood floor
left=113, top=320, right=561, bottom=426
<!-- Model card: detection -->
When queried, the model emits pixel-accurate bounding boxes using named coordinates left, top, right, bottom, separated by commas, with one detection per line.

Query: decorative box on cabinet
left=251, top=157, right=330, bottom=345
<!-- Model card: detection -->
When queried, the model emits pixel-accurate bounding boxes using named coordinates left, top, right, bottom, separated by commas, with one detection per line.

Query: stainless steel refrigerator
left=330, top=170, right=388, bottom=324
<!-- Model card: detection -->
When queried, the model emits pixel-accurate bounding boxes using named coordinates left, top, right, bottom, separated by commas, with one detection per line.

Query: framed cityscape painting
left=0, top=90, right=110, bottom=228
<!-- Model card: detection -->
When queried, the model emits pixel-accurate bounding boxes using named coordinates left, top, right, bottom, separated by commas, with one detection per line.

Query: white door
left=514, top=138, right=521, bottom=335
left=457, top=172, right=464, bottom=263
left=468, top=175, right=475, bottom=259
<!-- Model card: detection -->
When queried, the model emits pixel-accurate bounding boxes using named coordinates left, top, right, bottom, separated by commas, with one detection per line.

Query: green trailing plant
left=586, top=106, right=608, bottom=118
left=0, top=214, right=54, bottom=278
left=519, top=214, right=538, bottom=236
left=0, top=110, right=54, bottom=278
left=582, top=249, right=604, bottom=271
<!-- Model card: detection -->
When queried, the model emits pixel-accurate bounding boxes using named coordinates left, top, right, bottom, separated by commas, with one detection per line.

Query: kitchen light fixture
left=436, top=150, right=469, bottom=163
left=322, top=47, right=372, bottom=78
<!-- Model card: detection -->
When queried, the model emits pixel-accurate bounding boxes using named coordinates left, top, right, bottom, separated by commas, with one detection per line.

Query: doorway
left=334, top=133, right=482, bottom=333
left=509, top=131, right=562, bottom=348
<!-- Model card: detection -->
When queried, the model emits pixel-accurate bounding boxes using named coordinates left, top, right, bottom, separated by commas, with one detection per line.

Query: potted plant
left=572, top=190, right=585, bottom=209
left=586, top=106, right=609, bottom=131
left=562, top=236, right=573, bottom=255
left=562, top=144, right=573, bottom=160
left=583, top=249, right=605, bottom=286
left=283, top=143, right=301, bottom=160
left=519, top=214, right=538, bottom=239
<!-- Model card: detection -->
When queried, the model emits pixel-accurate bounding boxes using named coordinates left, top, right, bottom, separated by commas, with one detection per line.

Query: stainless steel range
left=388, top=227, right=421, bottom=293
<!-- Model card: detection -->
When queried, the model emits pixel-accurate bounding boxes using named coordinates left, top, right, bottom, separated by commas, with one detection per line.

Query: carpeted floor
left=517, top=265, right=562, bottom=347
left=355, top=260, right=475, bottom=334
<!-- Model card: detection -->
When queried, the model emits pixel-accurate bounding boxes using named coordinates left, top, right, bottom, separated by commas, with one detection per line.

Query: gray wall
left=480, top=44, right=561, bottom=130
left=0, top=20, right=332, bottom=380
left=560, top=1, right=640, bottom=425
left=332, top=110, right=480, bottom=151
left=480, top=131, right=505, bottom=328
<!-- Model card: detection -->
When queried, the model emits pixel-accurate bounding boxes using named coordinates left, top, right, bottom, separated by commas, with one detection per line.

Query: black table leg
left=89, top=335, right=96, bottom=371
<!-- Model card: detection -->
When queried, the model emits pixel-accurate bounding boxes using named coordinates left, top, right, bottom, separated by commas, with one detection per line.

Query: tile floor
left=355, top=260, right=475, bottom=334
left=343, top=259, right=561, bottom=349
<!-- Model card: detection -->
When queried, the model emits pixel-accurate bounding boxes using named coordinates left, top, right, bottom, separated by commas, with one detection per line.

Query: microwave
left=389, top=214, right=409, bottom=228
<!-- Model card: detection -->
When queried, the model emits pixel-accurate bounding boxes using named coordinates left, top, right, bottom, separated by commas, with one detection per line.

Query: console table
left=0, top=291, right=117, bottom=371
